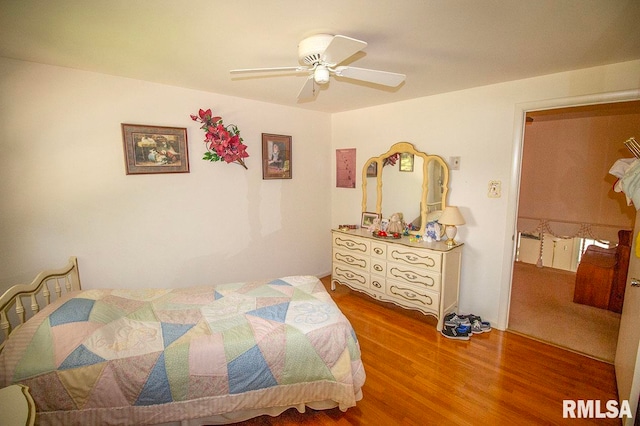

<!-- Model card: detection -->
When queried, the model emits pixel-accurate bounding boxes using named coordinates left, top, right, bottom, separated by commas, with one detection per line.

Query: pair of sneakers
left=441, top=312, right=491, bottom=339
left=440, top=322, right=472, bottom=340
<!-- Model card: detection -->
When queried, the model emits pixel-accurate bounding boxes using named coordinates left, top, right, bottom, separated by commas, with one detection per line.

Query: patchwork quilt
left=0, top=276, right=365, bottom=425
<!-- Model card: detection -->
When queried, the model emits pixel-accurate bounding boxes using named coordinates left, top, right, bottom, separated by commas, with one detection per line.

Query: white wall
left=331, top=59, right=640, bottom=329
left=0, top=58, right=332, bottom=290
left=3, top=56, right=640, bottom=330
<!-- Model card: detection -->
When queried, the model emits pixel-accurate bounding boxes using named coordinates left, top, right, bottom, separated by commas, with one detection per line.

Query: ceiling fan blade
left=322, top=35, right=367, bottom=65
left=297, top=76, right=318, bottom=100
left=230, top=66, right=308, bottom=74
left=334, top=66, right=405, bottom=87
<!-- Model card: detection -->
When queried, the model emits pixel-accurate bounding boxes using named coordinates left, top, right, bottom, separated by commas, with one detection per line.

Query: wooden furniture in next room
left=573, top=230, right=631, bottom=313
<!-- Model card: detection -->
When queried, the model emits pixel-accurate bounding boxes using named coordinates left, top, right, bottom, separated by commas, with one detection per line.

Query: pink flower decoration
left=191, top=108, right=249, bottom=169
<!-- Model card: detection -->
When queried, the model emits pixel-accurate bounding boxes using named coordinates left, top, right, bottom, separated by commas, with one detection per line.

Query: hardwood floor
left=237, top=276, right=620, bottom=425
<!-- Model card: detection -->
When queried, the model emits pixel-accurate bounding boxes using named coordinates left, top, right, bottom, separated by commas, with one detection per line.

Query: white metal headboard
left=0, top=257, right=81, bottom=353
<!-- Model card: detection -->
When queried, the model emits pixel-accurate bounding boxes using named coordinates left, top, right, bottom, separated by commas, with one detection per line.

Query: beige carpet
left=508, top=262, right=621, bottom=363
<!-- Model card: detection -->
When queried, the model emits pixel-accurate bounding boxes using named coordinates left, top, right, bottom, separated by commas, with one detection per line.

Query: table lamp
left=438, top=206, right=465, bottom=246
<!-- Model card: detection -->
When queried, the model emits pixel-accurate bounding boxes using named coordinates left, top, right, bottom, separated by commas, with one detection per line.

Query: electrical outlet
left=450, top=156, right=460, bottom=170
left=488, top=180, right=501, bottom=198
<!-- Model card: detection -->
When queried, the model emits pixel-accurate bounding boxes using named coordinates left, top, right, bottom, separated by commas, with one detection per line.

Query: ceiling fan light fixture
left=230, top=33, right=404, bottom=101
left=314, top=66, right=330, bottom=85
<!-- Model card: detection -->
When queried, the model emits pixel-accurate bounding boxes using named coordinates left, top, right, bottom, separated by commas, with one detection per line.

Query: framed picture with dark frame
left=262, top=133, right=292, bottom=179
left=361, top=212, right=381, bottom=229
left=366, top=161, right=378, bottom=177
left=399, top=152, right=414, bottom=172
left=122, top=124, right=189, bottom=175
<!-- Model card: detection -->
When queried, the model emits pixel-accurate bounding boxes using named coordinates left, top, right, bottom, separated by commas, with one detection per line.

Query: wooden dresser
left=331, top=228, right=462, bottom=330
left=573, top=230, right=631, bottom=313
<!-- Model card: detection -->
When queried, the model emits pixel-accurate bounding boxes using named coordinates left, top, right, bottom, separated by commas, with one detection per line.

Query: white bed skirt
left=158, top=393, right=363, bottom=426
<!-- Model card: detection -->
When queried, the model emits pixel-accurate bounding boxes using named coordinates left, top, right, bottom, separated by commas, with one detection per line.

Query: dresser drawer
left=333, top=234, right=370, bottom=254
left=388, top=247, right=442, bottom=272
left=371, top=241, right=387, bottom=258
left=371, top=258, right=387, bottom=276
left=333, top=248, right=370, bottom=271
left=387, top=264, right=441, bottom=292
left=331, top=229, right=461, bottom=331
left=332, top=264, right=369, bottom=289
left=387, top=281, right=439, bottom=314
left=369, top=275, right=386, bottom=294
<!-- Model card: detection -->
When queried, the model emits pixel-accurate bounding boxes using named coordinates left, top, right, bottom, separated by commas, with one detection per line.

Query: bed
left=0, top=257, right=365, bottom=425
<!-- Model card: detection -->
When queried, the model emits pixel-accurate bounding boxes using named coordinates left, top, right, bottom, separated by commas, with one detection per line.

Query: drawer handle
left=336, top=237, right=367, bottom=252
left=389, top=267, right=430, bottom=285
left=390, top=285, right=433, bottom=306
left=374, top=264, right=383, bottom=272
left=372, top=281, right=382, bottom=288
left=391, top=250, right=436, bottom=268
left=374, top=248, right=384, bottom=255
left=335, top=267, right=366, bottom=284
left=335, top=252, right=366, bottom=268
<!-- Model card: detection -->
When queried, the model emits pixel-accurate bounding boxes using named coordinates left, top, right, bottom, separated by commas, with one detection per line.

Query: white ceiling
left=1, top=0, right=639, bottom=113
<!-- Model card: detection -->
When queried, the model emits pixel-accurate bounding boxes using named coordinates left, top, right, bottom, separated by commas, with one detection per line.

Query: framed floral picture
left=262, top=133, right=292, bottom=179
left=122, top=124, right=189, bottom=174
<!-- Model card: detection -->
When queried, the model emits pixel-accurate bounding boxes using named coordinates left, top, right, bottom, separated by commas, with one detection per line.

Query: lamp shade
left=438, top=206, right=465, bottom=226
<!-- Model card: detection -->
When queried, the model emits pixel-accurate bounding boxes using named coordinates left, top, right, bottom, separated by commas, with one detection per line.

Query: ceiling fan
left=230, top=34, right=406, bottom=100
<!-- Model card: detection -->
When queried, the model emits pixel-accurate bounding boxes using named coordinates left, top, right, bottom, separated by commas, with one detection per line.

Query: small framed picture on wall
left=262, top=133, right=292, bottom=179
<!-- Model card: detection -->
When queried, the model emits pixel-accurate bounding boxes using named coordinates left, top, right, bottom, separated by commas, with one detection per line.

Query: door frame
left=497, top=88, right=640, bottom=330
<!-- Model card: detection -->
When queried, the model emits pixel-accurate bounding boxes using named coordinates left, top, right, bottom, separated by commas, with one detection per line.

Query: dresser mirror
left=362, top=142, right=449, bottom=235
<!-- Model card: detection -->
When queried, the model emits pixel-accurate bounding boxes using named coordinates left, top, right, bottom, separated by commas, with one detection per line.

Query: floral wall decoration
left=383, top=153, right=399, bottom=167
left=190, top=108, right=249, bottom=169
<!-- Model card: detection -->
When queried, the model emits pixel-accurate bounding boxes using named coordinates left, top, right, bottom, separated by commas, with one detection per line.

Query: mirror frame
left=361, top=141, right=449, bottom=235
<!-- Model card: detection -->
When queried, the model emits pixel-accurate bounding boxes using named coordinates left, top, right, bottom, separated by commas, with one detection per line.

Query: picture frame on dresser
left=361, top=212, right=380, bottom=228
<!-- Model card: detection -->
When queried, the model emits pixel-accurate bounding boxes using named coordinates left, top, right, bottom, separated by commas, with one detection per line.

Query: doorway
left=506, top=99, right=640, bottom=362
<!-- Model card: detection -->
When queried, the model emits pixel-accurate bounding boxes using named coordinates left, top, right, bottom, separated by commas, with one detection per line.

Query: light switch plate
left=488, top=180, right=501, bottom=198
